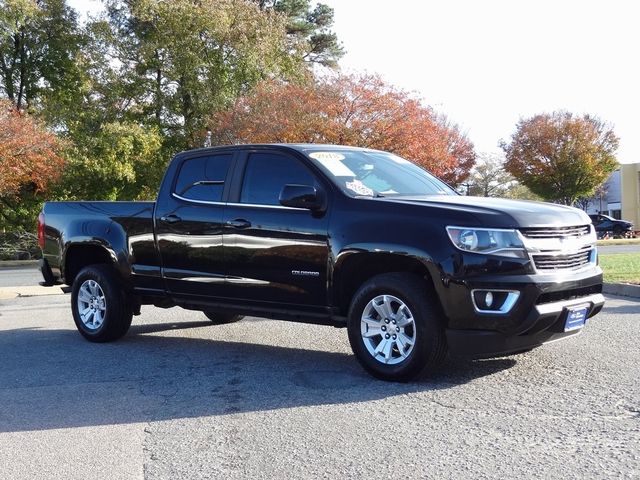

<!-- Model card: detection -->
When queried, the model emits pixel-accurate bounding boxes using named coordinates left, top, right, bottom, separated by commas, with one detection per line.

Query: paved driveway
left=0, top=284, right=638, bottom=479
left=0, top=264, right=41, bottom=287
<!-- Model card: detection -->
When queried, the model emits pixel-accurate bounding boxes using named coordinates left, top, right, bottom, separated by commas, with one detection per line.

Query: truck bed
left=41, top=201, right=160, bottom=290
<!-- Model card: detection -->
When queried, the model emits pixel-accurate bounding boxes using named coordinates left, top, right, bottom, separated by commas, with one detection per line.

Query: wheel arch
left=63, top=243, right=118, bottom=286
left=60, top=217, right=132, bottom=286
left=332, top=250, right=441, bottom=316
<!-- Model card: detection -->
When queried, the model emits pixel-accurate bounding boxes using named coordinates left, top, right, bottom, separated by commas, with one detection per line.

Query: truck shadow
left=0, top=322, right=516, bottom=433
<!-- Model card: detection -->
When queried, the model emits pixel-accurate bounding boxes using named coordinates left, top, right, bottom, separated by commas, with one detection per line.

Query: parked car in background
left=588, top=214, right=634, bottom=236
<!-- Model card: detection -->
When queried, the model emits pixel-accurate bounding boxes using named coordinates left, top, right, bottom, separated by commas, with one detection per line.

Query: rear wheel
left=71, top=265, right=133, bottom=342
left=203, top=311, right=244, bottom=325
left=347, top=273, right=447, bottom=382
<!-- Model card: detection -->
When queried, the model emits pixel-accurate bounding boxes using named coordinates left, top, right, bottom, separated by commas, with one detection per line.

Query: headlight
left=446, top=226, right=527, bottom=258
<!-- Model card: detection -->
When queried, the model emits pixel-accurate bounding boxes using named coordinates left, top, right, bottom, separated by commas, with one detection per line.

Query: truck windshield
left=305, top=150, right=457, bottom=197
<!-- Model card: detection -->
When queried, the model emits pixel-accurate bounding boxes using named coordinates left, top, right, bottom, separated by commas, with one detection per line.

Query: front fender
left=329, top=243, right=445, bottom=311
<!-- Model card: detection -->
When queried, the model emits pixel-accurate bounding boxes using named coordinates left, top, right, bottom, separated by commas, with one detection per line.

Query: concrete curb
left=0, top=260, right=38, bottom=268
left=603, top=283, right=640, bottom=299
left=0, top=285, right=65, bottom=300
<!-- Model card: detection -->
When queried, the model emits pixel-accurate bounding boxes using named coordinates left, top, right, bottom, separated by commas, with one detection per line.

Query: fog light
left=485, top=291, right=494, bottom=308
left=471, top=289, right=520, bottom=314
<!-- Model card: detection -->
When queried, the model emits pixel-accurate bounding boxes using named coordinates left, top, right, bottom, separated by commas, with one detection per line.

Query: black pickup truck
left=38, top=144, right=604, bottom=381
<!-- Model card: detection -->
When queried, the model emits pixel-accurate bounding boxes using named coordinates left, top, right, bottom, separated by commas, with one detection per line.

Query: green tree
left=462, top=153, right=542, bottom=201
left=254, top=0, right=343, bottom=67
left=54, top=121, right=164, bottom=201
left=501, top=183, right=542, bottom=202
left=463, top=153, right=514, bottom=197
left=98, top=0, right=306, bottom=151
left=501, top=111, right=619, bottom=205
left=0, top=0, right=85, bottom=117
left=0, top=0, right=332, bottom=229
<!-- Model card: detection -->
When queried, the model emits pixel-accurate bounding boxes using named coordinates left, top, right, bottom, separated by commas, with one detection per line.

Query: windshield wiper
left=355, top=191, right=385, bottom=198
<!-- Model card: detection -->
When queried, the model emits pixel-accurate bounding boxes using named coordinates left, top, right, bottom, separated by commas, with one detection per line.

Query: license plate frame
left=564, top=305, right=589, bottom=332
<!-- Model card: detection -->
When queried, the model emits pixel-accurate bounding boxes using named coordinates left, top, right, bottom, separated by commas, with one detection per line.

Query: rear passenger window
left=240, top=153, right=316, bottom=205
left=174, top=154, right=232, bottom=202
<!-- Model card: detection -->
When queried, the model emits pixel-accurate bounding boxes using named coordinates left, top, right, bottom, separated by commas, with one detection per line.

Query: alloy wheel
left=360, top=294, right=417, bottom=365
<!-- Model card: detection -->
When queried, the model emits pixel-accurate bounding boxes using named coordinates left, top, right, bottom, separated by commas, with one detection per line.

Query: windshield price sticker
left=309, top=152, right=355, bottom=177
left=309, top=152, right=345, bottom=161
left=346, top=180, right=374, bottom=196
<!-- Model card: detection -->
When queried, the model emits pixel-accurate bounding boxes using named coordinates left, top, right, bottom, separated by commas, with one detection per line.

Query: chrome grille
left=532, top=248, right=592, bottom=271
left=520, top=225, right=591, bottom=239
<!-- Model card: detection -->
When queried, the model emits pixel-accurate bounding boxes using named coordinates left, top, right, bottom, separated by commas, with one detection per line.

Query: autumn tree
left=0, top=99, right=64, bottom=229
left=209, top=75, right=476, bottom=184
left=501, top=111, right=619, bottom=205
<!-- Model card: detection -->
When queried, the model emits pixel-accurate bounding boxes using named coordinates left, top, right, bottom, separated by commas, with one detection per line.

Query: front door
left=223, top=150, right=331, bottom=310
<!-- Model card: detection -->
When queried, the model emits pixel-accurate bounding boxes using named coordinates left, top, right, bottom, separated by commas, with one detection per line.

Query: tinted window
left=174, top=154, right=233, bottom=202
left=240, top=153, right=316, bottom=205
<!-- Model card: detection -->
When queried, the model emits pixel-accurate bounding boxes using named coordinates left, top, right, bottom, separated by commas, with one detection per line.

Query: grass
left=599, top=252, right=640, bottom=284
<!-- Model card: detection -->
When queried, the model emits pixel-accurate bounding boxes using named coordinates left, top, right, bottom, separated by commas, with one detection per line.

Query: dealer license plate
left=564, top=306, right=588, bottom=332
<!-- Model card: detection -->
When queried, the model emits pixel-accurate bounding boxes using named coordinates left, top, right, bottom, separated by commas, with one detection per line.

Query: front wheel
left=347, top=273, right=447, bottom=382
left=71, top=265, right=133, bottom=342
left=203, top=311, right=244, bottom=325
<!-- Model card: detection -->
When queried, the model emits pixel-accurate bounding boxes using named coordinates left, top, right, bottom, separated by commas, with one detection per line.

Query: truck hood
left=379, top=195, right=591, bottom=228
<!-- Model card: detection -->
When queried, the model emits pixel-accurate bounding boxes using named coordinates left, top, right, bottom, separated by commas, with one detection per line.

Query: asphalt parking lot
left=0, top=269, right=638, bottom=479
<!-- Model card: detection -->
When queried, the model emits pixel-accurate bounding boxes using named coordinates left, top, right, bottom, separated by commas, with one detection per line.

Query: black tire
left=613, top=225, right=623, bottom=236
left=71, top=265, right=133, bottom=342
left=203, top=311, right=244, bottom=325
left=347, top=273, right=447, bottom=382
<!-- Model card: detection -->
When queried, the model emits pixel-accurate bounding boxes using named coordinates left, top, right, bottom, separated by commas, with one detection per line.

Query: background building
left=621, top=163, right=640, bottom=227
left=585, top=163, right=639, bottom=228
left=586, top=169, right=621, bottom=218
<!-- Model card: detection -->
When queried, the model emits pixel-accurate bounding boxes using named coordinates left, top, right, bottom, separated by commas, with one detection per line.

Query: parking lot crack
left=429, top=398, right=463, bottom=410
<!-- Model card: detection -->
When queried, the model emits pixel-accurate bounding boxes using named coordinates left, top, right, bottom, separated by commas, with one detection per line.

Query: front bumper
left=446, top=292, right=605, bottom=358
left=438, top=265, right=603, bottom=332
left=435, top=259, right=604, bottom=358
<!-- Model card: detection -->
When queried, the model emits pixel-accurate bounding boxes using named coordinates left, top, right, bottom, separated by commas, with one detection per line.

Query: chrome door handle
left=225, top=219, right=251, bottom=229
left=160, top=214, right=182, bottom=224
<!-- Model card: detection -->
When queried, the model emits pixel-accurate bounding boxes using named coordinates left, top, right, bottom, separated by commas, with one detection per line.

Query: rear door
left=155, top=150, right=236, bottom=298
left=223, top=148, right=331, bottom=310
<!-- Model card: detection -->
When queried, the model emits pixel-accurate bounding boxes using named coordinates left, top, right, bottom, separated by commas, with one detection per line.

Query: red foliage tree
left=209, top=75, right=475, bottom=184
left=0, top=100, right=65, bottom=199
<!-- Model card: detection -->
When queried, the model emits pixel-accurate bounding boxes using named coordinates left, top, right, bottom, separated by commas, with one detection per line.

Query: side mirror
left=279, top=184, right=325, bottom=211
